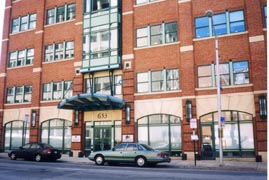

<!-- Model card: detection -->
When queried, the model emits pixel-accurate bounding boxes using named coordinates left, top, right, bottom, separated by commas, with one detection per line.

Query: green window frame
left=137, top=114, right=181, bottom=155
left=42, top=81, right=73, bottom=101
left=4, top=120, right=29, bottom=151
left=137, top=69, right=180, bottom=93
left=41, top=119, right=72, bottom=153
left=195, top=10, right=245, bottom=38
left=84, top=75, right=122, bottom=95
left=46, top=3, right=76, bottom=25
left=11, top=13, right=36, bottom=33
left=6, top=85, right=32, bottom=104
left=136, top=22, right=178, bottom=48
left=200, top=110, right=254, bottom=157
left=8, top=48, right=34, bottom=68
left=44, top=41, right=74, bottom=62
left=197, top=60, right=249, bottom=88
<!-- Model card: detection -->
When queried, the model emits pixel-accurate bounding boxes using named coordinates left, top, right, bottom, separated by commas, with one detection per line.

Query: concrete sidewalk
left=1, top=152, right=267, bottom=171
left=59, top=154, right=267, bottom=171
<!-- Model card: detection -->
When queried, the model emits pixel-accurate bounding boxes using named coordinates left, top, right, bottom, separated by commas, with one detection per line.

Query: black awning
left=57, top=93, right=125, bottom=111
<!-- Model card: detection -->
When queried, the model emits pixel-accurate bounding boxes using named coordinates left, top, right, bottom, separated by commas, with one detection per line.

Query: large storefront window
left=137, top=114, right=181, bottom=156
left=41, top=119, right=71, bottom=153
left=4, top=120, right=29, bottom=151
left=200, top=111, right=254, bottom=159
left=85, top=120, right=121, bottom=155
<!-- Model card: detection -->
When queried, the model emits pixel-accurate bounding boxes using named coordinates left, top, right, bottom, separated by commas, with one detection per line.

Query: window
left=150, top=24, right=162, bottom=45
left=44, top=41, right=74, bottom=62
left=137, top=69, right=180, bottom=93
left=200, top=111, right=254, bottom=157
left=8, top=48, right=34, bottom=68
left=165, top=22, right=178, bottom=43
left=11, top=13, right=36, bottom=33
left=264, top=5, right=267, bottom=28
left=46, top=3, right=76, bottom=25
left=151, top=71, right=164, bottom=92
left=195, top=10, right=245, bottom=38
left=6, top=85, right=32, bottom=104
left=138, top=114, right=181, bottom=155
left=136, top=27, right=148, bottom=48
left=136, top=22, right=178, bottom=48
left=85, top=75, right=122, bottom=95
left=233, top=61, right=249, bottom=85
left=166, top=69, right=179, bottom=90
left=197, top=60, right=249, bottom=88
left=42, top=81, right=73, bottom=101
left=137, top=72, right=149, bottom=93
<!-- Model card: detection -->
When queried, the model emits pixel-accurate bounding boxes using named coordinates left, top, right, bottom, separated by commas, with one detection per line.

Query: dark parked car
left=88, top=143, right=171, bottom=167
left=8, top=142, right=62, bottom=162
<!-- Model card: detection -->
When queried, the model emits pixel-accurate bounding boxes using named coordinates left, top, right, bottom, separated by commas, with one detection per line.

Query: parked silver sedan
left=88, top=143, right=171, bottom=167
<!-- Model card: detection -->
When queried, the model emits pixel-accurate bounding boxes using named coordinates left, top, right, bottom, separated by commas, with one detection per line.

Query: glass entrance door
left=94, top=127, right=112, bottom=151
left=200, top=125, right=215, bottom=160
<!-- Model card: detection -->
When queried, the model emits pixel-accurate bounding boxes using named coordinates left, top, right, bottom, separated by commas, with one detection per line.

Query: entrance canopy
left=57, top=93, right=125, bottom=111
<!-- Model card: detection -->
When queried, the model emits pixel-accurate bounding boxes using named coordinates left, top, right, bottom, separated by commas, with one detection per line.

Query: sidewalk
left=59, top=154, right=267, bottom=171
left=1, top=152, right=267, bottom=171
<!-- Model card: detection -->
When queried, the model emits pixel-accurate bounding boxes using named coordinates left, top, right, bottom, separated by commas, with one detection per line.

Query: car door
left=17, top=143, right=31, bottom=159
left=122, top=143, right=138, bottom=162
left=106, top=143, right=126, bottom=162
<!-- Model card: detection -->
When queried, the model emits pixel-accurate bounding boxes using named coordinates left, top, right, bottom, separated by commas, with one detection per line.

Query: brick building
left=0, top=0, right=267, bottom=161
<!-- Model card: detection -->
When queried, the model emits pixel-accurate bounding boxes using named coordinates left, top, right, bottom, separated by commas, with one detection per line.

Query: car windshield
left=140, top=144, right=154, bottom=151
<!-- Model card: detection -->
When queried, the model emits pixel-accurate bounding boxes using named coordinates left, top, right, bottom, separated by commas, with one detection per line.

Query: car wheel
left=95, top=155, right=104, bottom=165
left=10, top=153, right=17, bottom=160
left=136, top=156, right=146, bottom=167
left=35, top=154, right=42, bottom=162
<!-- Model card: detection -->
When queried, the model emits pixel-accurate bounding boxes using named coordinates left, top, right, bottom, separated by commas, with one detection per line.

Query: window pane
left=165, top=22, right=178, bottom=43
left=195, top=17, right=209, bottom=38
left=150, top=24, right=162, bottom=45
left=137, top=27, right=148, bottom=47
left=57, top=6, right=65, bottom=22
left=15, top=86, right=23, bottom=103
left=223, top=124, right=239, bottom=150
left=65, top=41, right=74, bottom=59
left=198, top=66, right=212, bottom=88
left=47, top=9, right=55, bottom=24
left=149, top=126, right=169, bottom=150
left=213, top=13, right=227, bottom=35
left=67, top=4, right=76, bottom=20
left=171, top=125, right=181, bottom=150
left=94, top=76, right=110, bottom=94
left=53, top=82, right=62, bottom=100
left=12, top=18, right=19, bottom=33
left=137, top=72, right=149, bottom=93
left=26, top=48, right=34, bottom=65
left=138, top=126, right=148, bottom=144
left=166, top=69, right=179, bottom=90
left=230, top=11, right=245, bottom=33
left=20, top=16, right=28, bottom=31
left=233, top=61, right=249, bottom=85
left=9, top=52, right=17, bottom=67
left=240, top=123, right=254, bottom=149
left=29, top=14, right=36, bottom=29
left=114, top=75, right=122, bottom=95
left=45, top=44, right=54, bottom=62
left=55, top=42, right=64, bottom=60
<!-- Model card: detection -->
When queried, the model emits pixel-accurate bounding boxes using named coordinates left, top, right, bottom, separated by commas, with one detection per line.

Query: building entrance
left=94, top=127, right=112, bottom=151
left=200, top=124, right=215, bottom=160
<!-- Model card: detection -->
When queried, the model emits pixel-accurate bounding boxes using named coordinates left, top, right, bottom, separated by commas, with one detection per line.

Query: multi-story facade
left=0, top=0, right=267, bottom=161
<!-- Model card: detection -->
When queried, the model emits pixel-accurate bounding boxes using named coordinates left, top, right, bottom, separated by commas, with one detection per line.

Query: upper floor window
left=195, top=10, right=245, bottom=38
left=11, top=13, right=36, bottom=33
left=44, top=41, right=74, bottom=62
left=6, top=85, right=32, bottom=104
left=85, top=75, right=122, bottom=95
left=197, top=60, right=249, bottom=88
left=42, top=81, right=72, bottom=101
left=136, top=0, right=158, bottom=5
left=8, top=48, right=34, bottom=68
left=46, top=3, right=76, bottom=25
left=84, top=0, right=118, bottom=13
left=136, top=22, right=178, bottom=48
left=264, top=5, right=267, bottom=28
left=136, top=69, right=180, bottom=93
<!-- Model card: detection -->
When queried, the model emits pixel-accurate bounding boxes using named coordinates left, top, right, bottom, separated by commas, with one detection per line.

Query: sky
left=0, top=0, right=5, bottom=63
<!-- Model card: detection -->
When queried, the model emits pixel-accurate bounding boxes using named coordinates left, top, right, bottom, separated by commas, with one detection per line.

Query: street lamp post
left=205, top=10, right=223, bottom=166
